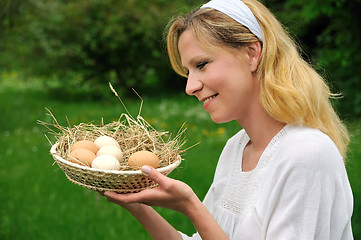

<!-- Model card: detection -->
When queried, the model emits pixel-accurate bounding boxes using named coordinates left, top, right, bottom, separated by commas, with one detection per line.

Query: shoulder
left=227, top=128, right=247, bottom=145
left=221, top=128, right=248, bottom=152
left=217, top=128, right=247, bottom=164
left=272, top=125, right=344, bottom=174
left=212, top=129, right=247, bottom=177
left=256, top=126, right=353, bottom=239
left=279, top=125, right=341, bottom=158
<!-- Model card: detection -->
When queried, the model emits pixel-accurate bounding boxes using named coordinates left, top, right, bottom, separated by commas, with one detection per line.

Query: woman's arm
left=103, top=196, right=182, bottom=240
left=182, top=194, right=230, bottom=240
left=104, top=166, right=229, bottom=240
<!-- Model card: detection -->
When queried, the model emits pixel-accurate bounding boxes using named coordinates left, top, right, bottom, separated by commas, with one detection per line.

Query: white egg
left=97, top=145, right=123, bottom=162
left=91, top=155, right=121, bottom=170
left=94, top=136, right=120, bottom=149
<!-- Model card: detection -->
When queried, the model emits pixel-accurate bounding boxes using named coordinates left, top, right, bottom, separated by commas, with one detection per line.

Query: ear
left=246, top=42, right=262, bottom=72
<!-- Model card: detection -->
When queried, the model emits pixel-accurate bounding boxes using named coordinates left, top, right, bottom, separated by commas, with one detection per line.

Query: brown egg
left=70, top=140, right=99, bottom=154
left=128, top=150, right=160, bottom=169
left=68, top=148, right=96, bottom=166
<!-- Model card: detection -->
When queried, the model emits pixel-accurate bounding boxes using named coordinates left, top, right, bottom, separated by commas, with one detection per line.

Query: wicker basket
left=50, top=143, right=182, bottom=193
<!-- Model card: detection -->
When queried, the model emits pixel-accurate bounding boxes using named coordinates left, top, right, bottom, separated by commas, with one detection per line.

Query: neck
left=239, top=103, right=286, bottom=153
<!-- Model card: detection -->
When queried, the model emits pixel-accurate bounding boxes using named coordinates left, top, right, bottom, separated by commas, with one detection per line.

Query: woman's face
left=178, top=30, right=260, bottom=124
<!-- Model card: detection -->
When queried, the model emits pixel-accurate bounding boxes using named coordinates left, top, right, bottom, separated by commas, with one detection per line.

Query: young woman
left=102, top=0, right=354, bottom=239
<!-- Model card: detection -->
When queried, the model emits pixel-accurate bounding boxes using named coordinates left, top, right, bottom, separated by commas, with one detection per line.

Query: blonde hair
left=166, top=0, right=349, bottom=159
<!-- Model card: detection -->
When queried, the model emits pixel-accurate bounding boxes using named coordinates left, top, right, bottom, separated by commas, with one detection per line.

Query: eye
left=196, top=61, right=209, bottom=70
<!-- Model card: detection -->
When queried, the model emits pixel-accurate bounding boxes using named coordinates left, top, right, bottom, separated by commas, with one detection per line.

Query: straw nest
left=39, top=95, right=187, bottom=193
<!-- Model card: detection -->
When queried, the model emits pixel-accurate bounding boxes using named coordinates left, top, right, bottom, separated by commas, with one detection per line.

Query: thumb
left=141, top=165, right=169, bottom=186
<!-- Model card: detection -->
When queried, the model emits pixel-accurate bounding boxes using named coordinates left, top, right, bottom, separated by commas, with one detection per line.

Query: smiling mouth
left=203, top=94, right=218, bottom=104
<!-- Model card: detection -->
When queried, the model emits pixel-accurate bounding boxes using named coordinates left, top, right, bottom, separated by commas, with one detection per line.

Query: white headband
left=201, top=0, right=263, bottom=42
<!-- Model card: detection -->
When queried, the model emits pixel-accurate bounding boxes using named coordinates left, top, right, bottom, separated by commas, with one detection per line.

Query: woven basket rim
left=50, top=143, right=182, bottom=175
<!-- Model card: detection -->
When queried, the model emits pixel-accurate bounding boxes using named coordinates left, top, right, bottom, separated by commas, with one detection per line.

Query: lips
left=202, top=94, right=218, bottom=108
left=203, top=95, right=217, bottom=104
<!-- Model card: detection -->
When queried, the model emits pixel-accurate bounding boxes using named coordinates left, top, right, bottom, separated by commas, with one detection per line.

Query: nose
left=185, top=72, right=203, bottom=96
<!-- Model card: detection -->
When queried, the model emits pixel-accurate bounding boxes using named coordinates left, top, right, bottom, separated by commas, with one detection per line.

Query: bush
left=1, top=0, right=361, bottom=118
left=272, top=0, right=361, bottom=118
left=0, top=0, right=201, bottom=98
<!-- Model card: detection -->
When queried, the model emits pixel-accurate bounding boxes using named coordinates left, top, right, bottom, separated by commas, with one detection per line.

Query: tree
left=1, top=0, right=360, bottom=118
left=0, top=0, right=201, bottom=99
left=269, top=0, right=361, bottom=118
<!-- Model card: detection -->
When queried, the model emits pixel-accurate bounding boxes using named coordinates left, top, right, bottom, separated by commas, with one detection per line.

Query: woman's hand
left=103, top=165, right=197, bottom=215
left=99, top=166, right=187, bottom=240
left=99, top=190, right=143, bottom=212
left=101, top=166, right=229, bottom=240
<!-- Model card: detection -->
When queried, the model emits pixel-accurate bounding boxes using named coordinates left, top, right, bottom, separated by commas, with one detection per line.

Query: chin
left=209, top=114, right=232, bottom=124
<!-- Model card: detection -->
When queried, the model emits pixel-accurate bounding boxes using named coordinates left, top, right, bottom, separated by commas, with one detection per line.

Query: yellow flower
left=216, top=127, right=225, bottom=136
left=160, top=122, right=169, bottom=129
left=202, top=129, right=209, bottom=136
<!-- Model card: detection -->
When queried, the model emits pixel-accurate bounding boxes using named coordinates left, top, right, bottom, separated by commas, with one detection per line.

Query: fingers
left=103, top=191, right=122, bottom=204
left=97, top=191, right=105, bottom=196
left=142, top=165, right=170, bottom=188
left=104, top=191, right=117, bottom=198
left=101, top=166, right=173, bottom=206
left=104, top=191, right=137, bottom=201
left=104, top=190, right=151, bottom=204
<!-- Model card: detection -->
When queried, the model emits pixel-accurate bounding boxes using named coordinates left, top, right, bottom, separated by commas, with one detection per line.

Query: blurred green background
left=1, top=0, right=360, bottom=239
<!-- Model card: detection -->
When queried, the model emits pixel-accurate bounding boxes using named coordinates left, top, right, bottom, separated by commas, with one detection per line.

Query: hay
left=38, top=84, right=190, bottom=192
left=39, top=109, right=186, bottom=171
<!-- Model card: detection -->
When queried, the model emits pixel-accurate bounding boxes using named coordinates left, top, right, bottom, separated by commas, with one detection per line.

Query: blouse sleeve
left=258, top=130, right=353, bottom=240
left=178, top=130, right=247, bottom=240
left=178, top=231, right=201, bottom=240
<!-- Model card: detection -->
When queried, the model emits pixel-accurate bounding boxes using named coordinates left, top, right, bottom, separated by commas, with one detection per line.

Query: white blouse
left=180, top=125, right=354, bottom=239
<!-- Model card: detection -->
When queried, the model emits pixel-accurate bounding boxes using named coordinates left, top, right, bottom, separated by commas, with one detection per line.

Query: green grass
left=0, top=78, right=240, bottom=240
left=0, top=77, right=360, bottom=239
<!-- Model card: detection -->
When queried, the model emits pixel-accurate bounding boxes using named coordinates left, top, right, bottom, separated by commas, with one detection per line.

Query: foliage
left=1, top=0, right=361, bottom=117
left=270, top=0, right=361, bottom=118
left=0, top=0, right=201, bottom=99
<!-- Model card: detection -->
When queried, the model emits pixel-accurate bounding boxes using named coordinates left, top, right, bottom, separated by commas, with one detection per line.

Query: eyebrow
left=181, top=54, right=210, bottom=70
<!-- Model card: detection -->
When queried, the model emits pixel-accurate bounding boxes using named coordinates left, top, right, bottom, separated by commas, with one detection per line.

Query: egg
left=128, top=150, right=160, bottom=169
left=97, top=145, right=123, bottom=162
left=70, top=140, right=99, bottom=154
left=91, top=155, right=121, bottom=170
left=94, top=136, right=120, bottom=149
left=68, top=148, right=96, bottom=166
